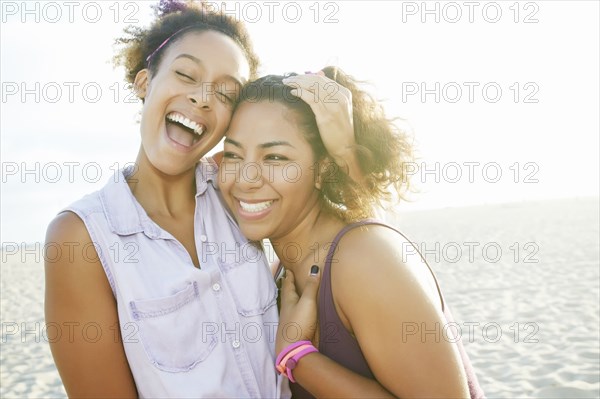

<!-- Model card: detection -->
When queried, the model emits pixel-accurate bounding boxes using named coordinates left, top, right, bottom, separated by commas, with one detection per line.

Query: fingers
left=287, top=83, right=325, bottom=108
left=299, top=265, right=321, bottom=304
left=303, top=70, right=325, bottom=77
left=280, top=270, right=299, bottom=304
left=284, top=77, right=345, bottom=102
left=282, top=74, right=350, bottom=107
left=280, top=266, right=322, bottom=304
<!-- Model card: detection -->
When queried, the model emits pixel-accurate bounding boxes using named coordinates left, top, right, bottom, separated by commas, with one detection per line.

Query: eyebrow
left=224, top=138, right=295, bottom=149
left=174, top=54, right=243, bottom=87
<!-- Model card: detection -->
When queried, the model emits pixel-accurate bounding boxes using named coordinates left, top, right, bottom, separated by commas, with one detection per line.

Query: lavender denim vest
left=65, top=159, right=289, bottom=398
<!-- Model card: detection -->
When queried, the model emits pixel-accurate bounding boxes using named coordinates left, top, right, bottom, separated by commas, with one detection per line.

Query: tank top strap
left=320, top=219, right=375, bottom=311
left=321, top=219, right=445, bottom=313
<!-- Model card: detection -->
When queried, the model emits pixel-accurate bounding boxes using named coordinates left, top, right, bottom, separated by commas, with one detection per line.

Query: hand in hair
left=282, top=72, right=363, bottom=182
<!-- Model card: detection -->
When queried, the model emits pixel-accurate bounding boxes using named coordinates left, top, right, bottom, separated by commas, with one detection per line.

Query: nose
left=237, top=161, right=264, bottom=191
left=188, top=85, right=212, bottom=110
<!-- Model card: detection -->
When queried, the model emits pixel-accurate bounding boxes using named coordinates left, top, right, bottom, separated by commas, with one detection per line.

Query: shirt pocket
left=219, top=243, right=277, bottom=317
left=129, top=281, right=218, bottom=372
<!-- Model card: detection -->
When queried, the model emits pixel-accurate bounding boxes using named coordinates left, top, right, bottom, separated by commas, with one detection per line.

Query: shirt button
left=200, top=234, right=207, bottom=242
left=232, top=340, right=241, bottom=349
left=212, top=283, right=221, bottom=292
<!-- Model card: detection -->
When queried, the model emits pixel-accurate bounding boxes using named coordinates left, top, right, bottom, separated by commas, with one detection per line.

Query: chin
left=240, top=225, right=270, bottom=242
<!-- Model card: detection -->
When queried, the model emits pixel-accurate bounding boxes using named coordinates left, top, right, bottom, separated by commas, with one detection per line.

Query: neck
left=272, top=207, right=345, bottom=290
left=126, top=148, right=197, bottom=218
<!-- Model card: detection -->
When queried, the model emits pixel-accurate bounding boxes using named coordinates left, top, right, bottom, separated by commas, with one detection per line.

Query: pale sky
left=1, top=1, right=599, bottom=244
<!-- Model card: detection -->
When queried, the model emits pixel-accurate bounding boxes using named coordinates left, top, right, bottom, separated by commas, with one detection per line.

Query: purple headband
left=145, top=25, right=201, bottom=67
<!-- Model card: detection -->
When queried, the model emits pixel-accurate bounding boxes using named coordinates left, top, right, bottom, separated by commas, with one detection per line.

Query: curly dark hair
left=236, top=67, right=414, bottom=222
left=113, top=0, right=260, bottom=84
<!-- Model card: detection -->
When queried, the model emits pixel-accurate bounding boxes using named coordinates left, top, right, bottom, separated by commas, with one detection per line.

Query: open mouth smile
left=165, top=111, right=208, bottom=148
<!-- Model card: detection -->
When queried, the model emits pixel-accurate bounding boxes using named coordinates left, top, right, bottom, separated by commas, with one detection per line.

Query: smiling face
left=135, top=30, right=249, bottom=175
left=219, top=101, right=322, bottom=241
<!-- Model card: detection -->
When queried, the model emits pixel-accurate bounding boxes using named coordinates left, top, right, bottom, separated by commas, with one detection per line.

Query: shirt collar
left=195, top=157, right=220, bottom=196
left=100, top=159, right=219, bottom=238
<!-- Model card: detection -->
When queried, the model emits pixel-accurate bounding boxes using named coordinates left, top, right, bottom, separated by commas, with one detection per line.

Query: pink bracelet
left=276, top=340, right=312, bottom=366
left=275, top=340, right=318, bottom=383
left=285, top=345, right=318, bottom=383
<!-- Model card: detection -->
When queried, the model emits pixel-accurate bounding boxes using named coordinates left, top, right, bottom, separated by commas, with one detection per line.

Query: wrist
left=276, top=324, right=316, bottom=354
left=275, top=331, right=297, bottom=355
left=331, top=145, right=356, bottom=163
left=275, top=340, right=318, bottom=383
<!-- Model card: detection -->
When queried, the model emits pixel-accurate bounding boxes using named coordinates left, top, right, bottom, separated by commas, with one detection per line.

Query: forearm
left=292, top=352, right=395, bottom=398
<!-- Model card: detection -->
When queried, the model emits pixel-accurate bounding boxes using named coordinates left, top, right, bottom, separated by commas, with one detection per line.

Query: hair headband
left=145, top=25, right=201, bottom=67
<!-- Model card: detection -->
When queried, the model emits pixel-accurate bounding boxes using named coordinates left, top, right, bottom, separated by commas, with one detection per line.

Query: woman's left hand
left=282, top=73, right=360, bottom=179
left=275, top=268, right=321, bottom=356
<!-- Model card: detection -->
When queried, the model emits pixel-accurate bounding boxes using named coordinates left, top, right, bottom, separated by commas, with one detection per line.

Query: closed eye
left=175, top=71, right=195, bottom=81
left=216, top=91, right=235, bottom=105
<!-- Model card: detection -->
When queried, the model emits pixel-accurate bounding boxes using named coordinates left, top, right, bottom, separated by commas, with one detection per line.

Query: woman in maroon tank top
left=219, top=68, right=484, bottom=398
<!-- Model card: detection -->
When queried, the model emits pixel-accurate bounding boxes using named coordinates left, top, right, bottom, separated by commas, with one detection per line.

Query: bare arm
left=45, top=212, right=137, bottom=398
left=276, top=270, right=395, bottom=398
left=291, top=352, right=395, bottom=398
left=277, top=228, right=470, bottom=398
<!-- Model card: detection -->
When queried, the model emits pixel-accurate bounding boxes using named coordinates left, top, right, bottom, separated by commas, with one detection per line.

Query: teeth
left=239, top=200, right=274, bottom=213
left=166, top=112, right=205, bottom=136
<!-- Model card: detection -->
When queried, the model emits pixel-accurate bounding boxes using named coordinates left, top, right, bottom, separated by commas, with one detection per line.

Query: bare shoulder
left=45, top=211, right=113, bottom=306
left=45, top=211, right=104, bottom=272
left=330, top=223, right=441, bottom=313
left=46, top=211, right=90, bottom=244
left=331, top=223, right=413, bottom=274
left=325, top=224, right=469, bottom=398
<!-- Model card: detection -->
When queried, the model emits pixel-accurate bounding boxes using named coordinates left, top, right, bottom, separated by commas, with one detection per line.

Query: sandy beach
left=1, top=197, right=599, bottom=398
left=389, top=197, right=600, bottom=398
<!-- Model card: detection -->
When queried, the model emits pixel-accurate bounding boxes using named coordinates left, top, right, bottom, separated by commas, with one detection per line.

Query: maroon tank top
left=289, top=220, right=485, bottom=399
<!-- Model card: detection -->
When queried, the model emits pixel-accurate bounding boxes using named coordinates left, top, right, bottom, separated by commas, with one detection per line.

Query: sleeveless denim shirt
left=65, top=159, right=290, bottom=398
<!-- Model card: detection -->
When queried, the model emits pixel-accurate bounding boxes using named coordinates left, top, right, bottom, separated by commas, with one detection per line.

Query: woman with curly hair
left=44, top=2, right=358, bottom=397
left=219, top=68, right=485, bottom=398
